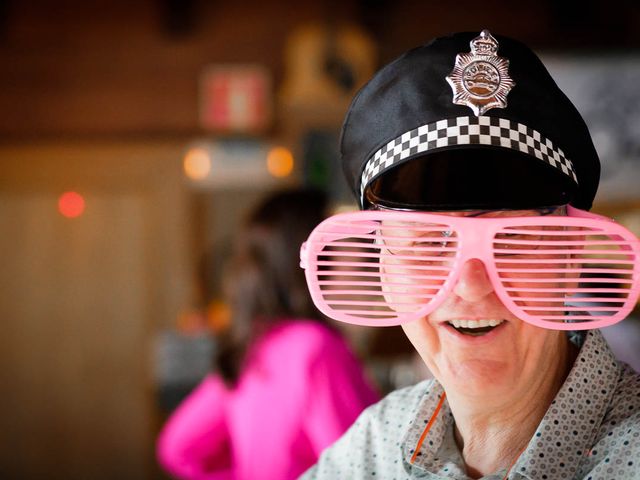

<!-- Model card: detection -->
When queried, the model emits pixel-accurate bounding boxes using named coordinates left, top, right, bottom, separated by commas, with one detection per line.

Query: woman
left=157, top=188, right=379, bottom=480
left=300, top=31, right=640, bottom=479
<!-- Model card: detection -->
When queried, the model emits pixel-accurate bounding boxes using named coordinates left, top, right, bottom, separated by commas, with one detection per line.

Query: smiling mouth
left=446, top=319, right=506, bottom=336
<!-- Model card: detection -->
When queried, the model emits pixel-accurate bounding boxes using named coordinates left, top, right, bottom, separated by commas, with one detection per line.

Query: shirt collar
left=511, top=330, right=620, bottom=479
left=401, top=380, right=452, bottom=473
left=400, top=330, right=621, bottom=478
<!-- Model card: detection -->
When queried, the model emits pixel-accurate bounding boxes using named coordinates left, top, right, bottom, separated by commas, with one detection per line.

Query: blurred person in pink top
left=156, top=188, right=380, bottom=480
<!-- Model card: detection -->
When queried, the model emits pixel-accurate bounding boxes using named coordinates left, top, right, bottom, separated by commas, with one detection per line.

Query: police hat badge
left=446, top=30, right=515, bottom=116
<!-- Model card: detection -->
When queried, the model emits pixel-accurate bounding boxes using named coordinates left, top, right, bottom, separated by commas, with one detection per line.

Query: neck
left=446, top=336, right=577, bottom=479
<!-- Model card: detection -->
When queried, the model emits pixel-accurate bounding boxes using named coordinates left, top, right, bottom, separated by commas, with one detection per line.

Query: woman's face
left=385, top=209, right=570, bottom=398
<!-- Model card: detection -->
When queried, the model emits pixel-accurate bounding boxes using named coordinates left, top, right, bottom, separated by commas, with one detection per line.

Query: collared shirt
left=301, top=330, right=640, bottom=479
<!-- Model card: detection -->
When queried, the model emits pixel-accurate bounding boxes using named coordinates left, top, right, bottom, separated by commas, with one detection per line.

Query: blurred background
left=1, top=1, right=640, bottom=479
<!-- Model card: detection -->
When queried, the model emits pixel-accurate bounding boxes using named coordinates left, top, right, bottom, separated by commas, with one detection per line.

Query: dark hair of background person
left=214, top=188, right=330, bottom=386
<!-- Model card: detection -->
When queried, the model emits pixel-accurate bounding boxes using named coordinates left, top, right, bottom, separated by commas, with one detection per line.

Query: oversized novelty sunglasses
left=300, top=207, right=640, bottom=330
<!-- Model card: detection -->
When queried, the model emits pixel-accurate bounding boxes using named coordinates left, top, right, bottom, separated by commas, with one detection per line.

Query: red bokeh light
left=58, top=191, right=85, bottom=218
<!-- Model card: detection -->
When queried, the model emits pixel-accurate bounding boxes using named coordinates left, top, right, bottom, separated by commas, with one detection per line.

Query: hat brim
left=365, top=146, right=577, bottom=211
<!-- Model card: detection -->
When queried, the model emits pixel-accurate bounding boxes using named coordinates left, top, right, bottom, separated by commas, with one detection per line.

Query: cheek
left=513, top=324, right=566, bottom=367
left=401, top=319, right=440, bottom=363
left=379, top=256, right=451, bottom=313
left=494, top=253, right=576, bottom=323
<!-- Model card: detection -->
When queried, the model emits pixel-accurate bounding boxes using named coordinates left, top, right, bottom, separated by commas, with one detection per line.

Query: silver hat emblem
left=446, top=30, right=515, bottom=116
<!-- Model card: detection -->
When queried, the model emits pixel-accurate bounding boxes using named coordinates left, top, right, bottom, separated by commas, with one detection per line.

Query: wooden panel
left=3, top=1, right=634, bottom=137
left=0, top=142, right=191, bottom=480
left=0, top=0, right=339, bottom=137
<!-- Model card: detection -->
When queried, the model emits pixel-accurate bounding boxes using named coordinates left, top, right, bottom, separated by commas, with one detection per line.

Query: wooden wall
left=0, top=0, right=637, bottom=139
left=0, top=142, right=191, bottom=479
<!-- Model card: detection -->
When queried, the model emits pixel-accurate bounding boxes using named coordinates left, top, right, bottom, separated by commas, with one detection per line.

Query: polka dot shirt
left=300, top=330, right=640, bottom=479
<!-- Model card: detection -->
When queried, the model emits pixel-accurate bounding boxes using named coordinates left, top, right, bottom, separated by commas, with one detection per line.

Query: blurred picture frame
left=199, top=64, right=272, bottom=133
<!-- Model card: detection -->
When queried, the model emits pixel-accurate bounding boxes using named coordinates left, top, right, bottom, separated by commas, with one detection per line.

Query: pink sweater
left=156, top=321, right=379, bottom=480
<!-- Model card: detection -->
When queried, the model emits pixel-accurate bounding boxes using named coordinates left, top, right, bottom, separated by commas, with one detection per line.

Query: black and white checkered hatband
left=359, top=115, right=578, bottom=206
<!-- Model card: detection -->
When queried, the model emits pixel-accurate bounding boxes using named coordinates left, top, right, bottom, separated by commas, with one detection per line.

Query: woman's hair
left=214, top=188, right=329, bottom=385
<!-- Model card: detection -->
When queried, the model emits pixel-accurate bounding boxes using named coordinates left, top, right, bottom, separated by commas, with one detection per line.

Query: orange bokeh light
left=183, top=147, right=212, bottom=180
left=266, top=146, right=294, bottom=178
left=58, top=191, right=85, bottom=218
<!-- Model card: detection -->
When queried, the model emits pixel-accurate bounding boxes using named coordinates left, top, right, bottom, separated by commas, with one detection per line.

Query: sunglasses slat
left=321, top=290, right=434, bottom=298
left=525, top=316, right=615, bottom=321
left=322, top=248, right=458, bottom=258
left=316, top=269, right=443, bottom=278
left=521, top=306, right=622, bottom=312
left=494, top=258, right=636, bottom=265
left=318, top=279, right=448, bottom=287
left=319, top=273, right=449, bottom=282
left=564, top=297, right=629, bottom=303
left=495, top=277, right=633, bottom=284
left=496, top=267, right=633, bottom=274
left=504, top=287, right=633, bottom=293
left=492, top=249, right=635, bottom=256
left=325, top=309, right=409, bottom=317
left=324, top=301, right=428, bottom=308
left=497, top=228, right=605, bottom=235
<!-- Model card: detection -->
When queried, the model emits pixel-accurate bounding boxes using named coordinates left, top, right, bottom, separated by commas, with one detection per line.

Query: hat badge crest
left=446, top=30, right=515, bottom=116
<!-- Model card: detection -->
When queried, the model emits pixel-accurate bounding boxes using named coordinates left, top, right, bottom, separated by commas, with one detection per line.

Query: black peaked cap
left=341, top=31, right=600, bottom=211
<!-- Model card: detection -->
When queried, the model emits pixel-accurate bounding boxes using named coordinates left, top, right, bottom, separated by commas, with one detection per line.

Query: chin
left=442, top=358, right=515, bottom=395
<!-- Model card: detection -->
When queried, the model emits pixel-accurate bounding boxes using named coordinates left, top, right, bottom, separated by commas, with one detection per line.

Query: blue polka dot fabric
left=301, top=330, right=640, bottom=479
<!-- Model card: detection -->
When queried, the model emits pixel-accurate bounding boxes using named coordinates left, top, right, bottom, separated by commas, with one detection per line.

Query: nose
left=452, top=258, right=495, bottom=302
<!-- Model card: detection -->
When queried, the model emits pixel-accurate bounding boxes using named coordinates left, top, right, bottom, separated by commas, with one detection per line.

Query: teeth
left=448, top=319, right=504, bottom=329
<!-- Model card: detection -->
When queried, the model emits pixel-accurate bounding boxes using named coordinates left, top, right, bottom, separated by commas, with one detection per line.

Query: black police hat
left=341, top=30, right=600, bottom=211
